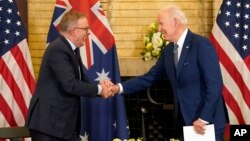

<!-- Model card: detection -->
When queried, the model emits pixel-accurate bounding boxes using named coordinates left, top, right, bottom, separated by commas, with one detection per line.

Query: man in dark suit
left=111, top=5, right=227, bottom=141
left=26, top=11, right=112, bottom=141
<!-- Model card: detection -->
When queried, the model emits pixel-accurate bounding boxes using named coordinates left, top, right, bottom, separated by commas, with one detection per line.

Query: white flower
left=144, top=52, right=152, bottom=61
left=152, top=32, right=164, bottom=48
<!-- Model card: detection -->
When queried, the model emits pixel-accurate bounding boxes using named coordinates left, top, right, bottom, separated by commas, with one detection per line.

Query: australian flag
left=46, top=0, right=129, bottom=140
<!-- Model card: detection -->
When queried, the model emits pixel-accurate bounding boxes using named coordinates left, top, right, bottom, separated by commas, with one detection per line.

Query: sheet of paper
left=183, top=124, right=215, bottom=141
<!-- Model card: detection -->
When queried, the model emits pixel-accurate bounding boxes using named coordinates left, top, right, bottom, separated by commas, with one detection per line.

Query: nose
left=87, top=29, right=91, bottom=35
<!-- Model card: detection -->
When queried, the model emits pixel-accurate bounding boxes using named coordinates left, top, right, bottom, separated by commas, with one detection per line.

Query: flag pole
left=141, top=106, right=147, bottom=141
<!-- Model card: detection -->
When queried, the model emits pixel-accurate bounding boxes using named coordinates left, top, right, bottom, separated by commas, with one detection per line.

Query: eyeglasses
left=74, top=27, right=90, bottom=32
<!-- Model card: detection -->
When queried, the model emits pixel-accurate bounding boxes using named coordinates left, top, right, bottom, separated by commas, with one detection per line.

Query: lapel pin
left=186, top=46, right=189, bottom=48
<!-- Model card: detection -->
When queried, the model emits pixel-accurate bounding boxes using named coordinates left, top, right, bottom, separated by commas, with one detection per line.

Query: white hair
left=162, top=5, right=188, bottom=24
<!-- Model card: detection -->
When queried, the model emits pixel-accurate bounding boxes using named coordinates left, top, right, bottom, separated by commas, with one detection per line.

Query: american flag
left=0, top=0, right=35, bottom=130
left=47, top=0, right=129, bottom=140
left=210, top=0, right=250, bottom=124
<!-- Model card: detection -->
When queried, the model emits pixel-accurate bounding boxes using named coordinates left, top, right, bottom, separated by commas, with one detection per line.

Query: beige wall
left=28, top=0, right=222, bottom=78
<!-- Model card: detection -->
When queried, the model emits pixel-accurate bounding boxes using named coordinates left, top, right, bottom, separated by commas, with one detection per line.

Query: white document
left=183, top=124, right=215, bottom=141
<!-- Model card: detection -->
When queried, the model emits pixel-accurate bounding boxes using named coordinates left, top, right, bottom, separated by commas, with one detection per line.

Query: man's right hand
left=99, top=80, right=114, bottom=98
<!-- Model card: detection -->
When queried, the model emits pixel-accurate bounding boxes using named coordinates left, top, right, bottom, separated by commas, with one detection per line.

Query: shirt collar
left=176, top=28, right=188, bottom=48
left=65, top=38, right=77, bottom=51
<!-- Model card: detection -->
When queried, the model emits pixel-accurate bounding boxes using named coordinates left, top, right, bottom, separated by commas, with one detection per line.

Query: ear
left=68, top=28, right=75, bottom=36
left=173, top=17, right=180, bottom=27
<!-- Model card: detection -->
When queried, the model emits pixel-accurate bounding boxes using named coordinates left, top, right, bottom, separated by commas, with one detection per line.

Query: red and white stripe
left=210, top=22, right=250, bottom=124
left=0, top=39, right=35, bottom=128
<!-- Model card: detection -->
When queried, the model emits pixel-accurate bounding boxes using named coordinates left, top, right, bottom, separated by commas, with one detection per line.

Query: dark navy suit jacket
left=121, top=30, right=227, bottom=140
left=26, top=36, right=98, bottom=139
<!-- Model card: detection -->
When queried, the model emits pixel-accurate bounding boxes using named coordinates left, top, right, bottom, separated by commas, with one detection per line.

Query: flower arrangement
left=113, top=138, right=143, bottom=141
left=169, top=138, right=180, bottom=141
left=141, top=21, right=169, bottom=61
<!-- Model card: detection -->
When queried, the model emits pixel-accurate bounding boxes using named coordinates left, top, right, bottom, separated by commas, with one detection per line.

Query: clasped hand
left=99, top=80, right=120, bottom=99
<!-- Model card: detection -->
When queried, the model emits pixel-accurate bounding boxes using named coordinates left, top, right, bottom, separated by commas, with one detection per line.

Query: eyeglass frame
left=74, top=27, right=90, bottom=32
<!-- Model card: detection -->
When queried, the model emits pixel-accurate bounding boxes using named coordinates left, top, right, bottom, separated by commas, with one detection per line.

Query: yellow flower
left=145, top=42, right=153, bottom=50
left=149, top=22, right=157, bottom=30
left=152, top=48, right=161, bottom=57
left=113, top=138, right=143, bottom=141
left=143, top=36, right=150, bottom=43
left=169, top=138, right=180, bottom=141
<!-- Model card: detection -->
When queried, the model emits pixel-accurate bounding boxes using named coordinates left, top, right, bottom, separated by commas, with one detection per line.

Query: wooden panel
left=16, top=0, right=27, bottom=32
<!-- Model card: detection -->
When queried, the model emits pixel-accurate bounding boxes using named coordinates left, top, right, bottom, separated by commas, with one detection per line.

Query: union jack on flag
left=47, top=0, right=129, bottom=140
left=210, top=0, right=250, bottom=125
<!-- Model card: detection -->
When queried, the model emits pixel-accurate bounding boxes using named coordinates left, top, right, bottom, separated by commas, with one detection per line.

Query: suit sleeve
left=198, top=38, right=223, bottom=121
left=47, top=46, right=98, bottom=97
left=122, top=51, right=167, bottom=94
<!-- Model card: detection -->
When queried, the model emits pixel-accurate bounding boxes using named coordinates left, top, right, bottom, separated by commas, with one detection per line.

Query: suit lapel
left=176, top=30, right=192, bottom=79
left=59, top=36, right=82, bottom=79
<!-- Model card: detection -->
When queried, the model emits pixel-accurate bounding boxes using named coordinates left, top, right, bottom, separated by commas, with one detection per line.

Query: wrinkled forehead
left=158, top=12, right=173, bottom=24
left=75, top=17, right=89, bottom=27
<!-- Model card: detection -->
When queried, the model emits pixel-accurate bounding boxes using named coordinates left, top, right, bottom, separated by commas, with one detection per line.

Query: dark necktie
left=74, top=48, right=81, bottom=63
left=74, top=48, right=84, bottom=80
left=173, top=43, right=179, bottom=68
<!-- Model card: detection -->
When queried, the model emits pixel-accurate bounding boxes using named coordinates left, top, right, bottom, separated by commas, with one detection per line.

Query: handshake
left=99, top=80, right=120, bottom=99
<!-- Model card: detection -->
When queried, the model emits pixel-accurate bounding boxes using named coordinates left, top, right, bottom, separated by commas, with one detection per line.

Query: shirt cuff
left=117, top=83, right=123, bottom=94
left=199, top=118, right=209, bottom=124
left=97, top=85, right=102, bottom=95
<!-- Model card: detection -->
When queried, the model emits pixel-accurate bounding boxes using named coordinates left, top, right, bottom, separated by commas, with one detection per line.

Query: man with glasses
left=26, top=11, right=112, bottom=141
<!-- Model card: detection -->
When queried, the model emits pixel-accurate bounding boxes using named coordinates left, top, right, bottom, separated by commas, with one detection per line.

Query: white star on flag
left=94, top=68, right=110, bottom=82
left=80, top=132, right=89, bottom=141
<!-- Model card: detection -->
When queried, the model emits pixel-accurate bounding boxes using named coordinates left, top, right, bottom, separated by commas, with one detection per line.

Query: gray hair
left=162, top=5, right=188, bottom=24
left=60, top=11, right=86, bottom=32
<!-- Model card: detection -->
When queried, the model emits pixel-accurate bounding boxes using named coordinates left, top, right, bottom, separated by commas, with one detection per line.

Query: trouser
left=29, top=129, right=80, bottom=141
left=174, top=108, right=184, bottom=140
